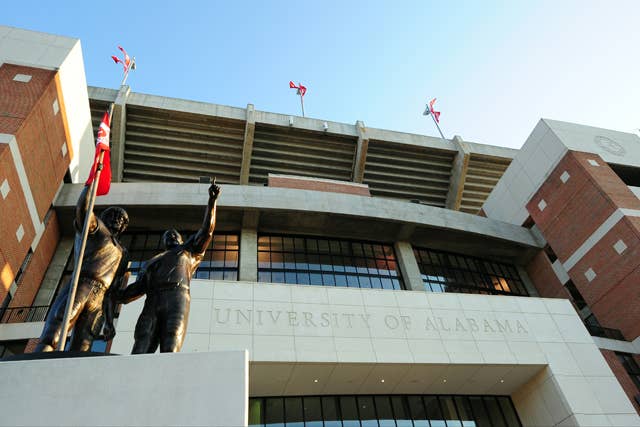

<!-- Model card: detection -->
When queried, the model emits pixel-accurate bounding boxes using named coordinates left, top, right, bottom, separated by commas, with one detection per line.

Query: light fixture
left=323, top=121, right=329, bottom=131
left=443, top=379, right=447, bottom=383
left=500, top=379, right=504, bottom=383
left=289, top=116, right=294, bottom=126
left=380, top=379, right=385, bottom=383
left=313, top=379, right=318, bottom=383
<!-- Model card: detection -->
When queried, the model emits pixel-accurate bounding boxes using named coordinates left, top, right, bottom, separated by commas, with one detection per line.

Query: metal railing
left=0, top=305, right=49, bottom=324
left=585, top=324, right=626, bottom=341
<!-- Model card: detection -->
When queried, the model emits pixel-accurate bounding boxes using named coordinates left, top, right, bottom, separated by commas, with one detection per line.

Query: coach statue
left=36, top=187, right=129, bottom=352
left=118, top=180, right=220, bottom=353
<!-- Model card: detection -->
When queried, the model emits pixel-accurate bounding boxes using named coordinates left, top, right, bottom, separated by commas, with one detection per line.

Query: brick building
left=1, top=25, right=640, bottom=426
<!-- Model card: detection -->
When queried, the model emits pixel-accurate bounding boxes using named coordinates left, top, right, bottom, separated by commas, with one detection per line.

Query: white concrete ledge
left=55, top=183, right=541, bottom=248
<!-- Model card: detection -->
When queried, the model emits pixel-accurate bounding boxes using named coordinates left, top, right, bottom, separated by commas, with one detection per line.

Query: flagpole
left=299, top=92, right=305, bottom=117
left=430, top=112, right=446, bottom=140
left=57, top=63, right=130, bottom=351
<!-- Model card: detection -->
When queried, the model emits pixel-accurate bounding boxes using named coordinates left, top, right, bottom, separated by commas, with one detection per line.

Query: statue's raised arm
left=191, top=181, right=221, bottom=256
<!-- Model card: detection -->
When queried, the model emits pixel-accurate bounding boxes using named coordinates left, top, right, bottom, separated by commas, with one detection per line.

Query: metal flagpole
left=58, top=57, right=133, bottom=352
left=424, top=101, right=446, bottom=140
left=299, top=90, right=305, bottom=117
left=430, top=112, right=445, bottom=140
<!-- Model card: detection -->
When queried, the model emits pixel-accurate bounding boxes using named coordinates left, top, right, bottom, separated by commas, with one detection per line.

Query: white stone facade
left=108, top=281, right=640, bottom=426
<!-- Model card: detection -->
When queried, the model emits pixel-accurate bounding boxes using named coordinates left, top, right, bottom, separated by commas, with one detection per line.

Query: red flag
left=289, top=81, right=307, bottom=97
left=111, top=45, right=132, bottom=73
left=429, top=98, right=441, bottom=123
left=85, top=112, right=111, bottom=196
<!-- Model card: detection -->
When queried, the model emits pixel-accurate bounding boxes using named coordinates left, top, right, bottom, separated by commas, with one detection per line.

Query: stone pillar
left=394, top=241, right=424, bottom=291
left=239, top=210, right=259, bottom=282
left=111, top=85, right=131, bottom=182
left=352, top=120, right=369, bottom=183
left=445, top=135, right=471, bottom=210
left=239, top=104, right=256, bottom=185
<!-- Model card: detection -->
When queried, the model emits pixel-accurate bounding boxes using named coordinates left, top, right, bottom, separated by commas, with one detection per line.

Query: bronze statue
left=118, top=181, right=220, bottom=353
left=36, top=187, right=129, bottom=352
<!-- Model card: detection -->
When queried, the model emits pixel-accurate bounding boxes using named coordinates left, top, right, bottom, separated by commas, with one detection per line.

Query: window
left=565, top=280, right=587, bottom=310
left=413, top=247, right=528, bottom=296
left=616, top=352, right=640, bottom=392
left=258, top=235, right=403, bottom=290
left=248, top=395, right=522, bottom=427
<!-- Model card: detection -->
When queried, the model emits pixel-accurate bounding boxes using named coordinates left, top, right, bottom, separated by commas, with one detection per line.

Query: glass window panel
left=285, top=397, right=304, bottom=427
left=307, top=254, right=321, bottom=271
left=296, top=272, right=310, bottom=285
left=284, top=253, right=296, bottom=270
left=320, top=255, right=333, bottom=272
left=258, top=271, right=271, bottom=283
left=303, top=397, right=323, bottom=427
left=283, top=237, right=294, bottom=251
left=357, top=396, right=377, bottom=427
left=352, top=243, right=364, bottom=256
left=272, top=271, right=285, bottom=283
left=318, top=239, right=330, bottom=253
left=340, top=396, right=360, bottom=427
left=295, top=253, right=308, bottom=269
left=321, top=396, right=342, bottom=427
left=270, top=236, right=283, bottom=251
left=225, top=250, right=239, bottom=268
left=335, top=274, right=348, bottom=287
left=332, top=256, right=345, bottom=272
left=391, top=396, right=413, bottom=427
left=224, top=270, right=237, bottom=281
left=322, top=274, right=335, bottom=286
left=358, top=275, right=372, bottom=288
left=424, top=396, right=446, bottom=427
left=370, top=276, right=383, bottom=289
left=345, top=275, right=358, bottom=287
left=497, top=397, right=520, bottom=427
left=483, top=397, right=506, bottom=427
left=310, top=273, right=323, bottom=286
left=391, top=279, right=401, bottom=290
left=439, top=396, right=462, bottom=427
left=249, top=398, right=264, bottom=427
left=265, top=398, right=284, bottom=427
left=407, top=396, right=429, bottom=427
left=374, top=395, right=395, bottom=427
left=259, top=252, right=271, bottom=269
left=454, top=397, right=476, bottom=427
left=285, top=272, right=297, bottom=284
left=271, top=252, right=284, bottom=269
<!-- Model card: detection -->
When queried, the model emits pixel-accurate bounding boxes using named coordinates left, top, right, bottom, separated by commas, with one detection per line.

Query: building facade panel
left=0, top=146, right=36, bottom=287
left=525, top=250, right=568, bottom=299
left=8, top=211, right=60, bottom=307
left=15, top=76, right=69, bottom=219
left=568, top=218, right=640, bottom=307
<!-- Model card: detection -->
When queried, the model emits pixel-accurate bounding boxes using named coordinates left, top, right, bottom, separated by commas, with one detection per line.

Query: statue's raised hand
left=209, top=181, right=221, bottom=200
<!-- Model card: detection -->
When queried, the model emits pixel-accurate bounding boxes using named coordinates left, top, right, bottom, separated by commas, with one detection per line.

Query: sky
left=3, top=1, right=639, bottom=148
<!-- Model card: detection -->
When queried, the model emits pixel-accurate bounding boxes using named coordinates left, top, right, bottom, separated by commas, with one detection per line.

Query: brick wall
left=15, top=75, right=69, bottom=219
left=9, top=211, right=60, bottom=308
left=0, top=146, right=36, bottom=298
left=601, top=349, right=640, bottom=414
left=525, top=150, right=640, bottom=340
left=268, top=174, right=371, bottom=196
left=525, top=250, right=571, bottom=300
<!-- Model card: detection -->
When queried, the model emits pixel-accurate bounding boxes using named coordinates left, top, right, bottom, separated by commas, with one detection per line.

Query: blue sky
left=4, top=1, right=639, bottom=148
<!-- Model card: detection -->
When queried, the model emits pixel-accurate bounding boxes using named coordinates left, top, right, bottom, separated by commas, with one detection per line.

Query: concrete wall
left=0, top=350, right=248, bottom=427
left=111, top=281, right=639, bottom=426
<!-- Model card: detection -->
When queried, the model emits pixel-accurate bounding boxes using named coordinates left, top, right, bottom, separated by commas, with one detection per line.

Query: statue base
left=0, top=350, right=248, bottom=427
